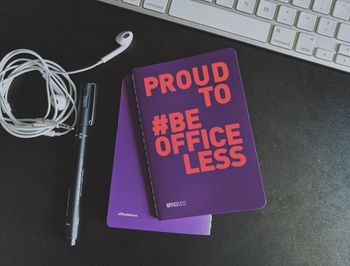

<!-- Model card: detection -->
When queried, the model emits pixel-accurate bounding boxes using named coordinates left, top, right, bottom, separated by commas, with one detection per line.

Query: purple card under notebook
left=132, top=48, right=266, bottom=220
left=107, top=76, right=212, bottom=235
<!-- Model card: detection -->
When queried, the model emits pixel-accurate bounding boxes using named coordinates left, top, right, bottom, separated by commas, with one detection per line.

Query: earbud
left=100, top=31, right=133, bottom=63
left=116, top=31, right=133, bottom=47
left=52, top=93, right=67, bottom=111
left=41, top=71, right=67, bottom=111
left=50, top=79, right=67, bottom=111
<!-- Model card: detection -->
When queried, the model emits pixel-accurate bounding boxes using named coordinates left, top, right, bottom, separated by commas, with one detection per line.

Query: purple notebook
left=132, top=48, right=266, bottom=220
left=107, top=76, right=212, bottom=235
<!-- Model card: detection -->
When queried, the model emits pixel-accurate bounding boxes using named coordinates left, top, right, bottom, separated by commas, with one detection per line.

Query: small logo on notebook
left=166, top=201, right=187, bottom=208
left=118, top=212, right=138, bottom=218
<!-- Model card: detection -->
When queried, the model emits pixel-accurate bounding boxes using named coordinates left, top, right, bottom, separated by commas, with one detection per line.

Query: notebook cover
left=106, top=76, right=212, bottom=235
left=132, top=48, right=266, bottom=220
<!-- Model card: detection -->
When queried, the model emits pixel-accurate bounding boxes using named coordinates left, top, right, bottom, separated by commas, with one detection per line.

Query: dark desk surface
left=1, top=1, right=350, bottom=265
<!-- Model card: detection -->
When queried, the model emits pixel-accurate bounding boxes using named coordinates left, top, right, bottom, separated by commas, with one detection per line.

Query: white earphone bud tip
left=116, top=31, right=133, bottom=46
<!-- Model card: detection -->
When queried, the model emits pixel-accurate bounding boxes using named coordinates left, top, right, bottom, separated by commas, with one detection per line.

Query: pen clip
left=88, top=83, right=97, bottom=126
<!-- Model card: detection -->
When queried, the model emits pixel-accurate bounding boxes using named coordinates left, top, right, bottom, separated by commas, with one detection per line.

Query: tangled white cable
left=0, top=49, right=78, bottom=138
left=0, top=31, right=133, bottom=138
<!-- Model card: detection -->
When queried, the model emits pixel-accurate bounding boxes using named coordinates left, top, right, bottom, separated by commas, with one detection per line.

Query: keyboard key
left=332, top=1, right=350, bottom=20
left=216, top=0, right=235, bottom=8
left=236, top=0, right=257, bottom=14
left=256, top=0, right=277, bottom=20
left=292, top=0, right=311, bottom=8
left=317, top=18, right=337, bottom=37
left=144, top=0, right=169, bottom=13
left=169, top=0, right=271, bottom=42
left=338, top=44, right=350, bottom=56
left=295, top=33, right=315, bottom=55
left=296, top=12, right=317, bottom=31
left=315, top=48, right=334, bottom=61
left=335, top=54, right=350, bottom=66
left=312, top=0, right=333, bottom=14
left=276, top=6, right=297, bottom=25
left=270, top=25, right=297, bottom=49
left=277, top=0, right=289, bottom=3
left=337, top=23, right=350, bottom=43
left=315, top=35, right=338, bottom=51
left=123, top=0, right=141, bottom=6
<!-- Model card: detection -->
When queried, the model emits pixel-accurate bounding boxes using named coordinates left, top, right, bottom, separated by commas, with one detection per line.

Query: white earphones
left=51, top=31, right=134, bottom=110
left=66, top=31, right=134, bottom=75
left=0, top=31, right=134, bottom=138
left=101, top=31, right=133, bottom=63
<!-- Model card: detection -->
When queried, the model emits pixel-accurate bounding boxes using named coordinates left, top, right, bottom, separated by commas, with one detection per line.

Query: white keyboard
left=98, top=0, right=350, bottom=73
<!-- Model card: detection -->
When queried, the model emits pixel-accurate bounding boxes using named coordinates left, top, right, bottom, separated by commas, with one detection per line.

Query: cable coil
left=0, top=49, right=93, bottom=138
left=0, top=32, right=133, bottom=138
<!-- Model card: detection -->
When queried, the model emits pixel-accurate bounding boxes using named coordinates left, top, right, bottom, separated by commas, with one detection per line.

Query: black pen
left=65, top=83, right=96, bottom=246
